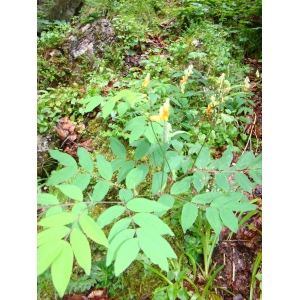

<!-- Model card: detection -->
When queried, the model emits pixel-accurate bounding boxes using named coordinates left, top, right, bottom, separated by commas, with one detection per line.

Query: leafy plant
left=37, top=73, right=261, bottom=297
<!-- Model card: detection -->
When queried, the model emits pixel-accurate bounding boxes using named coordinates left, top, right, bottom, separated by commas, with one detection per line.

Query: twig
left=242, top=112, right=257, bottom=154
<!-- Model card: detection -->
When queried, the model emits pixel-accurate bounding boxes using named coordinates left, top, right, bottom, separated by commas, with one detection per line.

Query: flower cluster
left=180, top=64, right=193, bottom=93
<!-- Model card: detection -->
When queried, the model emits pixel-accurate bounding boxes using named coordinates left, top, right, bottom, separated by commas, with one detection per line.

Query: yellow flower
left=150, top=98, right=170, bottom=122
left=206, top=103, right=213, bottom=115
left=180, top=77, right=188, bottom=83
left=142, top=73, right=150, bottom=87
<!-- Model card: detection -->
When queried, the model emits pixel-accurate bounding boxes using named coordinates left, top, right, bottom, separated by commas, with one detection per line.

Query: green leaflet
left=192, top=172, right=205, bottom=193
left=127, top=198, right=169, bottom=213
left=210, top=192, right=244, bottom=208
left=97, top=206, right=126, bottom=228
left=181, top=202, right=198, bottom=233
left=96, top=154, right=113, bottom=180
left=38, top=212, right=78, bottom=227
left=129, top=126, right=146, bottom=145
left=138, top=236, right=169, bottom=272
left=215, top=173, right=229, bottom=192
left=72, top=174, right=91, bottom=191
left=119, top=189, right=133, bottom=203
left=114, top=238, right=140, bottom=276
left=134, top=139, right=151, bottom=160
left=220, top=208, right=238, bottom=233
left=171, top=139, right=184, bottom=152
left=107, top=218, right=131, bottom=243
left=102, top=98, right=117, bottom=119
left=191, top=192, right=223, bottom=204
left=154, top=194, right=174, bottom=217
left=110, top=137, right=126, bottom=159
left=92, top=180, right=110, bottom=202
left=56, top=184, right=83, bottom=201
left=234, top=172, right=254, bottom=193
left=37, top=226, right=70, bottom=247
left=47, top=167, right=78, bottom=186
left=144, top=123, right=163, bottom=144
left=234, top=150, right=254, bottom=170
left=125, top=164, right=149, bottom=190
left=117, top=101, right=129, bottom=117
left=124, top=116, right=148, bottom=132
left=51, top=241, right=73, bottom=298
left=83, top=95, right=104, bottom=113
left=133, top=213, right=174, bottom=236
left=249, top=153, right=262, bottom=170
left=217, top=148, right=233, bottom=170
left=70, top=228, right=91, bottom=275
left=164, top=151, right=184, bottom=172
left=111, top=158, right=126, bottom=172
left=125, top=168, right=143, bottom=190
left=137, top=228, right=177, bottom=259
left=71, top=203, right=88, bottom=216
left=181, top=157, right=193, bottom=173
left=46, top=206, right=62, bottom=217
left=37, top=193, right=59, bottom=205
left=249, top=169, right=262, bottom=185
left=195, top=146, right=211, bottom=168
left=37, top=239, right=64, bottom=276
left=106, top=228, right=135, bottom=266
left=152, top=172, right=168, bottom=195
left=117, top=160, right=135, bottom=183
left=223, top=201, right=258, bottom=212
left=206, top=207, right=223, bottom=236
left=79, top=215, right=109, bottom=248
left=49, top=150, right=77, bottom=168
left=170, top=177, right=193, bottom=195
left=77, top=147, right=94, bottom=173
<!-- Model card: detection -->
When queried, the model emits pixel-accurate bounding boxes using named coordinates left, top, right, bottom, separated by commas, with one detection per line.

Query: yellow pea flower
left=150, top=98, right=170, bottom=122
left=142, top=73, right=150, bottom=87
left=206, top=103, right=213, bottom=115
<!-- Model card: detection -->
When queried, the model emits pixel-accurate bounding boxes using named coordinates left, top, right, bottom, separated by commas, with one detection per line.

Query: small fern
left=66, top=275, right=98, bottom=294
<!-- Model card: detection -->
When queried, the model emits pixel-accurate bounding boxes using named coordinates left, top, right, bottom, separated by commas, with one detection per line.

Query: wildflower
left=206, top=103, right=213, bottom=115
left=150, top=98, right=170, bottom=122
left=256, top=69, right=260, bottom=78
left=180, top=64, right=193, bottom=93
left=142, top=73, right=150, bottom=88
left=244, top=76, right=250, bottom=92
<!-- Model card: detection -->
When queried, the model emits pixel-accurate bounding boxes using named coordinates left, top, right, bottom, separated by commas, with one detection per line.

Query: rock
left=61, top=18, right=115, bottom=61
left=38, top=0, right=83, bottom=22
